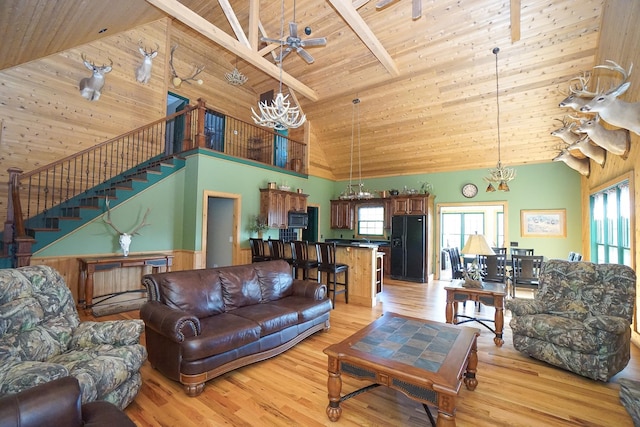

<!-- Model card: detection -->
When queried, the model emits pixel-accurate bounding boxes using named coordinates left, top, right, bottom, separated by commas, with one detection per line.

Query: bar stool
left=268, top=238, right=294, bottom=266
left=316, top=242, right=349, bottom=307
left=249, top=238, right=270, bottom=262
left=290, top=240, right=319, bottom=280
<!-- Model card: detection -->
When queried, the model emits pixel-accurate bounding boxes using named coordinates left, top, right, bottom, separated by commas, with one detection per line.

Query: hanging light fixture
left=225, top=57, right=248, bottom=86
left=484, top=47, right=516, bottom=192
left=251, top=0, right=306, bottom=131
left=339, top=98, right=372, bottom=200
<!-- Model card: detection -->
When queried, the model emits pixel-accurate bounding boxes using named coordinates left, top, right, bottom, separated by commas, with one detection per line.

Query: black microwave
left=288, top=211, right=308, bottom=229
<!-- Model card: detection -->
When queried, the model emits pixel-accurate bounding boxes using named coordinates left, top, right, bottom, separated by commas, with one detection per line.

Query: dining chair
left=315, top=242, right=349, bottom=307
left=446, top=247, right=465, bottom=280
left=249, top=238, right=270, bottom=263
left=290, top=240, right=319, bottom=280
left=511, top=248, right=534, bottom=256
left=511, top=255, right=544, bottom=295
left=479, top=253, right=507, bottom=283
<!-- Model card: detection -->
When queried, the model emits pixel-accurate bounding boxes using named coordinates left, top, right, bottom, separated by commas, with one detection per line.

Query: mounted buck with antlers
left=135, top=41, right=159, bottom=84
left=78, top=54, right=112, bottom=101
left=566, top=135, right=606, bottom=167
left=558, top=71, right=598, bottom=111
left=551, top=117, right=582, bottom=145
left=575, top=115, right=630, bottom=159
left=103, top=200, right=151, bottom=256
left=579, top=60, right=640, bottom=135
left=553, top=149, right=590, bottom=177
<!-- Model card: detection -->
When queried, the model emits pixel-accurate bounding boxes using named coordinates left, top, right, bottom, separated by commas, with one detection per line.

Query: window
left=357, top=205, right=384, bottom=236
left=442, top=212, right=485, bottom=249
left=590, top=180, right=630, bottom=265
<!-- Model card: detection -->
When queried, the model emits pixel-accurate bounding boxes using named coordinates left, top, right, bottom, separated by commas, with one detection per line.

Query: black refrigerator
left=390, top=215, right=426, bottom=282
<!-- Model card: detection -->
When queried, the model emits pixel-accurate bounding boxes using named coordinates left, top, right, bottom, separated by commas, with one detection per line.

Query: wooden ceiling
left=0, top=0, right=606, bottom=180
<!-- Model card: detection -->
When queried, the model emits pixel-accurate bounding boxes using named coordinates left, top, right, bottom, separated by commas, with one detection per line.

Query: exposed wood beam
left=328, top=0, right=399, bottom=77
left=353, top=0, right=371, bottom=9
left=217, top=0, right=250, bottom=48
left=511, top=0, right=521, bottom=42
left=145, top=0, right=318, bottom=101
left=248, top=0, right=259, bottom=50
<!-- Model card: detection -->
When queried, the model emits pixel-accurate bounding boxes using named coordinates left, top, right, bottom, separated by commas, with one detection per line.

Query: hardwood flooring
left=90, top=278, right=639, bottom=426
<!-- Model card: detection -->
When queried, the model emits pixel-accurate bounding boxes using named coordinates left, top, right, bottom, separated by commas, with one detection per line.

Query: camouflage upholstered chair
left=0, top=265, right=147, bottom=409
left=506, top=259, right=636, bottom=382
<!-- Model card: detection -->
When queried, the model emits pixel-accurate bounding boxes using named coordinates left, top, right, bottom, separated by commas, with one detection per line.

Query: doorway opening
left=202, top=191, right=241, bottom=268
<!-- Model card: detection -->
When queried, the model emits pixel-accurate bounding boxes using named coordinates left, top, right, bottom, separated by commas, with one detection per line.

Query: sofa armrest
left=505, top=298, right=546, bottom=316
left=69, top=320, right=144, bottom=349
left=584, top=315, right=630, bottom=334
left=140, top=301, right=200, bottom=343
left=291, top=279, right=327, bottom=300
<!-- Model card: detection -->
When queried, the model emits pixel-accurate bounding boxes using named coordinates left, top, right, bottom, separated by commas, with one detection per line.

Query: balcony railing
left=4, top=98, right=308, bottom=266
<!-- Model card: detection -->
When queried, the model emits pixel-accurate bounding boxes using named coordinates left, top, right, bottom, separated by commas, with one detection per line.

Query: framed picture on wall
left=520, top=209, right=567, bottom=238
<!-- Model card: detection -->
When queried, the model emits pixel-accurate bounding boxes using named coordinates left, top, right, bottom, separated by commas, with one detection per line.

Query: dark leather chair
left=249, top=238, right=270, bottom=262
left=316, top=242, right=349, bottom=307
left=290, top=240, right=319, bottom=280
left=0, top=376, right=136, bottom=427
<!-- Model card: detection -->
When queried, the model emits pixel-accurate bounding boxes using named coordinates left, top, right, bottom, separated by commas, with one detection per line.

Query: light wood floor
left=90, top=278, right=639, bottom=426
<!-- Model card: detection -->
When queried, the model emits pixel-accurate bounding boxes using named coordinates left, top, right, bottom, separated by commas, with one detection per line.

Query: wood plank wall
left=581, top=0, right=640, bottom=340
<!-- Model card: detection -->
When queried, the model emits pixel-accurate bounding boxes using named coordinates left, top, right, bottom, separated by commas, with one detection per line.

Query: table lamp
left=460, top=233, right=495, bottom=288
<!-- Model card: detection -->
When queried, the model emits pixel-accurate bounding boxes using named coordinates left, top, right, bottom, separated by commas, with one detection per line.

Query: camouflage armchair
left=0, top=265, right=147, bottom=409
left=506, top=259, right=636, bottom=382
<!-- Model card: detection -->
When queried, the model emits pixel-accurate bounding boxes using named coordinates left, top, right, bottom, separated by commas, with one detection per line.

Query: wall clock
left=462, top=183, right=478, bottom=198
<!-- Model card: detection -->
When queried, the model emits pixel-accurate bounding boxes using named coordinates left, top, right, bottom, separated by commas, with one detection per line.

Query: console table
left=78, top=254, right=173, bottom=309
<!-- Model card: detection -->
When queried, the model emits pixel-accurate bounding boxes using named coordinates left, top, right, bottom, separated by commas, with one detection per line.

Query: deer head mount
left=78, top=54, right=112, bottom=101
left=574, top=114, right=630, bottom=159
left=103, top=200, right=150, bottom=256
left=169, top=45, right=204, bottom=88
left=553, top=149, right=590, bottom=177
left=135, top=41, right=159, bottom=84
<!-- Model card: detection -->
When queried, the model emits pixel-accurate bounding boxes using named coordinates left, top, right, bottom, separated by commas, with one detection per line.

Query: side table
left=445, top=279, right=506, bottom=346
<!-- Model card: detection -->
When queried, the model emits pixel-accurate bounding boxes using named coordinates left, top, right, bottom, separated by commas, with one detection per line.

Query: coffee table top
left=446, top=279, right=506, bottom=295
left=324, top=312, right=479, bottom=392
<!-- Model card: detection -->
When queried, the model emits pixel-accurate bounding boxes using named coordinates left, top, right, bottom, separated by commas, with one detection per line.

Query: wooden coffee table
left=323, top=312, right=480, bottom=427
left=445, top=279, right=506, bottom=346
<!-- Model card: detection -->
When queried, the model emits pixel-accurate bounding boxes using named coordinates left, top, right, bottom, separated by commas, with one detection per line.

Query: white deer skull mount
left=103, top=200, right=150, bottom=256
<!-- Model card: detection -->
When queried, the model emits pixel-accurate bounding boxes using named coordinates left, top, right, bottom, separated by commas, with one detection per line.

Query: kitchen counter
left=330, top=243, right=384, bottom=308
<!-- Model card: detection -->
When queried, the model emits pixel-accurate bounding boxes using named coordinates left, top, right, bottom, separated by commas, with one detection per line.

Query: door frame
left=201, top=190, right=241, bottom=269
left=434, top=201, right=509, bottom=280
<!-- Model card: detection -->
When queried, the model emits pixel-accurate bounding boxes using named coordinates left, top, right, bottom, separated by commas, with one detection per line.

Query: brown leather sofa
left=0, top=376, right=135, bottom=427
left=141, top=260, right=332, bottom=396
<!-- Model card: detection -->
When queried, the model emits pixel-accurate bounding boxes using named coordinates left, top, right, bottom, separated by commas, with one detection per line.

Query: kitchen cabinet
left=330, top=200, right=354, bottom=229
left=260, top=189, right=308, bottom=229
left=391, top=195, right=429, bottom=215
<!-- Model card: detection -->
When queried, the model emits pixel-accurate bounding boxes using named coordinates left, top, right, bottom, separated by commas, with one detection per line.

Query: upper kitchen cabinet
left=391, top=195, right=429, bottom=216
left=330, top=200, right=354, bottom=229
left=260, top=188, right=308, bottom=229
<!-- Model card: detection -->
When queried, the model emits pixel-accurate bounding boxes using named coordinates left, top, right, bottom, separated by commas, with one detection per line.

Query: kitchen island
left=331, top=242, right=385, bottom=308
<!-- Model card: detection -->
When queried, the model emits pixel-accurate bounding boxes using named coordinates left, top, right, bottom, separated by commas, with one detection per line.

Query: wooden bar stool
left=290, top=240, right=319, bottom=280
left=316, top=242, right=349, bottom=307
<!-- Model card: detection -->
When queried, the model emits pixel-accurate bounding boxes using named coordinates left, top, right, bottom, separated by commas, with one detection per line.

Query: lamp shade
left=460, top=234, right=495, bottom=256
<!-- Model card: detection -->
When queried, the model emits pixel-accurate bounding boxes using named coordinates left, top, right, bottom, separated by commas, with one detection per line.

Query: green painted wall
left=325, top=162, right=582, bottom=260
left=35, top=153, right=581, bottom=261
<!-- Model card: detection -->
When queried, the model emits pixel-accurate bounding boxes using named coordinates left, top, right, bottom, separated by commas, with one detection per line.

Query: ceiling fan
left=262, top=21, right=327, bottom=64
left=376, top=0, right=422, bottom=20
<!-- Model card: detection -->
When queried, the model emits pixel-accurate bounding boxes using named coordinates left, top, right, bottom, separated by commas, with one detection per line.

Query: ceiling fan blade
left=289, top=22, right=298, bottom=38
left=376, top=0, right=397, bottom=10
left=261, top=37, right=285, bottom=45
left=277, top=48, right=293, bottom=63
left=300, top=37, right=327, bottom=47
left=412, top=0, right=422, bottom=19
left=296, top=47, right=315, bottom=64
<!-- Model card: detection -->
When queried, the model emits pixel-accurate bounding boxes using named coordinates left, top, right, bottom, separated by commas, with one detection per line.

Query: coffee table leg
left=326, top=358, right=342, bottom=421
left=493, top=295, right=504, bottom=347
left=464, top=335, right=479, bottom=391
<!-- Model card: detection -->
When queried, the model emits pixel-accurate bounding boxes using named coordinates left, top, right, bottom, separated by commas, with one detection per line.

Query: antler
left=169, top=45, right=205, bottom=87
left=139, top=40, right=160, bottom=55
left=594, top=60, right=632, bottom=82
left=103, top=199, right=150, bottom=235
left=568, top=70, right=600, bottom=97
left=103, top=199, right=125, bottom=234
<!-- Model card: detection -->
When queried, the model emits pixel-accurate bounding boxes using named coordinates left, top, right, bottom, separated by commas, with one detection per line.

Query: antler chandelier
left=251, top=0, right=306, bottom=130
left=225, top=57, right=248, bottom=86
left=484, top=47, right=516, bottom=192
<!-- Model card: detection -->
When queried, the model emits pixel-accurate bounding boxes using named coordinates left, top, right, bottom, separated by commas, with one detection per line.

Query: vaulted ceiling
left=0, top=0, right=606, bottom=180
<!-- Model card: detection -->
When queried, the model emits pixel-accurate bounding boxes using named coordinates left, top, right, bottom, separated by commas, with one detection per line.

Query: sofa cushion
left=271, top=297, right=333, bottom=323
left=220, top=267, right=262, bottom=311
left=254, top=260, right=294, bottom=301
left=182, top=314, right=260, bottom=361
left=230, top=304, right=299, bottom=336
left=158, top=270, right=225, bottom=318
left=510, top=313, right=599, bottom=353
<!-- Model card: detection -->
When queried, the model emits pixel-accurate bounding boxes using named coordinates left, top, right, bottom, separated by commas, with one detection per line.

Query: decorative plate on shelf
left=462, top=183, right=478, bottom=198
